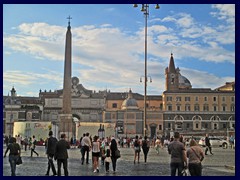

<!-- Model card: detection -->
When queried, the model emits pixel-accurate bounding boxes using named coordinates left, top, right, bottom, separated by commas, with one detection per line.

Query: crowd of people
left=3, top=132, right=235, bottom=176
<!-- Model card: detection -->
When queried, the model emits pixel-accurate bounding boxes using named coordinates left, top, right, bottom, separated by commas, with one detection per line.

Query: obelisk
left=59, top=16, right=73, bottom=141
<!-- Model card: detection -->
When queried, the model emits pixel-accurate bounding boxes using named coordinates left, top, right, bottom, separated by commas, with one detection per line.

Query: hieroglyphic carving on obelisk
left=59, top=16, right=73, bottom=140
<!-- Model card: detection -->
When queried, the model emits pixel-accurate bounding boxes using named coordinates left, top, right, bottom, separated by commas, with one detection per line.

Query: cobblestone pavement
left=3, top=145, right=235, bottom=176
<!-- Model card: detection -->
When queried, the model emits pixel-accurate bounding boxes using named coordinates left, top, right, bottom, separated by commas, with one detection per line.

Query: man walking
left=205, top=134, right=213, bottom=155
left=81, top=132, right=91, bottom=165
left=168, top=132, right=188, bottom=176
left=45, top=131, right=57, bottom=176
left=30, top=135, right=39, bottom=157
left=54, top=134, right=70, bottom=176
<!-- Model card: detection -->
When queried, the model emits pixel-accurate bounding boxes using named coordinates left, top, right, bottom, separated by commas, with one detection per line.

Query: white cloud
left=211, top=4, right=235, bottom=24
left=3, top=17, right=234, bottom=96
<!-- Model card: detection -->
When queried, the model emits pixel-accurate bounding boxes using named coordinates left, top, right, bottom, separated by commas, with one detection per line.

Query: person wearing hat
left=54, top=134, right=70, bottom=176
left=45, top=131, right=58, bottom=176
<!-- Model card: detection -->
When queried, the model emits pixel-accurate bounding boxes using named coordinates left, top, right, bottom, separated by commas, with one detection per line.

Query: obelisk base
left=59, top=114, right=73, bottom=141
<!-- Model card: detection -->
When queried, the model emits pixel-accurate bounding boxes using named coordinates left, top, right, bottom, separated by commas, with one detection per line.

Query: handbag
left=16, top=156, right=23, bottom=165
left=181, top=167, right=189, bottom=176
left=115, top=149, right=121, bottom=159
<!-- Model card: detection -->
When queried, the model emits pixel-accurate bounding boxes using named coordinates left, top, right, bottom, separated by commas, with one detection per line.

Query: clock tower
left=165, top=53, right=179, bottom=91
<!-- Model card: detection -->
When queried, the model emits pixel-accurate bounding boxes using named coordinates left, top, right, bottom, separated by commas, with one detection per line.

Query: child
left=104, top=142, right=111, bottom=173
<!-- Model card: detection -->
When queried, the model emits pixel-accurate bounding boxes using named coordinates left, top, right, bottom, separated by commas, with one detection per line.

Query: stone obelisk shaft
left=62, top=24, right=72, bottom=114
left=59, top=19, right=73, bottom=141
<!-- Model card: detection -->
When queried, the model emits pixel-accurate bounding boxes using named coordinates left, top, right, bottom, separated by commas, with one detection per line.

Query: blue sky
left=3, top=4, right=235, bottom=96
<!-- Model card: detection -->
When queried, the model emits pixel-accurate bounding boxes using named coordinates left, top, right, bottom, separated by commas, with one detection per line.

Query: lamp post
left=134, top=4, right=160, bottom=137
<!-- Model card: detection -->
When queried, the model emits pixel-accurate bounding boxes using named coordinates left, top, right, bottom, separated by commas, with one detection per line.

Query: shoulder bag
left=115, top=149, right=121, bottom=159
left=191, top=147, right=203, bottom=169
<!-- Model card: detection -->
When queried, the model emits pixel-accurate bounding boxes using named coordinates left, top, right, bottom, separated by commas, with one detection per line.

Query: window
left=213, top=106, right=217, bottom=111
left=176, top=97, right=181, bottom=102
left=214, top=123, right=217, bottom=130
left=204, top=97, right=208, bottom=101
left=195, top=96, right=199, bottom=101
left=186, top=123, right=190, bottom=128
left=185, top=97, right=190, bottom=101
left=204, top=123, right=208, bottom=129
left=167, top=105, right=172, bottom=111
left=177, top=105, right=181, bottom=111
left=167, top=96, right=172, bottom=101
left=194, top=104, right=200, bottom=111
left=196, top=123, right=199, bottom=128
left=168, top=123, right=171, bottom=128
left=112, top=103, right=117, bottom=108
left=222, top=106, right=226, bottom=111
left=222, top=97, right=226, bottom=102
left=159, top=125, right=162, bottom=130
left=185, top=104, right=191, bottom=111
left=203, top=104, right=209, bottom=111
left=231, top=96, right=235, bottom=102
left=213, top=97, right=217, bottom=102
left=231, top=105, right=235, bottom=111
left=223, top=123, right=226, bottom=129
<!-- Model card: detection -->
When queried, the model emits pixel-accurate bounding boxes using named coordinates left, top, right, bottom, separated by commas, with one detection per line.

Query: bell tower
left=165, top=53, right=179, bottom=91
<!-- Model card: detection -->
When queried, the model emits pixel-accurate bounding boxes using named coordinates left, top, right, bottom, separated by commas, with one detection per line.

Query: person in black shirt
left=142, top=136, right=150, bottom=164
left=205, top=134, right=213, bottom=155
left=54, top=134, right=70, bottom=176
left=110, top=137, right=118, bottom=173
left=45, top=131, right=58, bottom=176
left=4, top=137, right=21, bottom=176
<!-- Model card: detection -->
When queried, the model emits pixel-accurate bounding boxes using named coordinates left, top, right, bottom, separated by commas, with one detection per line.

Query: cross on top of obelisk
left=67, top=16, right=72, bottom=26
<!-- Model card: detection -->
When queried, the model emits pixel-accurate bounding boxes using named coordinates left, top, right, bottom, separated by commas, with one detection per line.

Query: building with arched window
left=163, top=53, right=235, bottom=138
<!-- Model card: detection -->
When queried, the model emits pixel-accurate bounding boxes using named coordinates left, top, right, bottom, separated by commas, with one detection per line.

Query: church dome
left=179, top=75, right=192, bottom=89
left=121, top=89, right=138, bottom=110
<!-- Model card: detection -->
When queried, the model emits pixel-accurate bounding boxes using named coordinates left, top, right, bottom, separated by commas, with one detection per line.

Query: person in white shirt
left=81, top=132, right=91, bottom=165
left=92, top=136, right=100, bottom=173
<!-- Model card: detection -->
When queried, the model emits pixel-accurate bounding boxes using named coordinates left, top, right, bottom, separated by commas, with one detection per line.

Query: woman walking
left=92, top=136, right=100, bottom=173
left=133, top=135, right=141, bottom=164
left=110, top=137, right=118, bottom=174
left=142, top=136, right=150, bottom=164
left=187, top=139, right=204, bottom=176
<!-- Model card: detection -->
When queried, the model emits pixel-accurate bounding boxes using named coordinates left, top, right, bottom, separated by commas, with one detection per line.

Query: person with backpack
left=45, top=131, right=58, bottom=176
left=4, top=137, right=21, bottom=176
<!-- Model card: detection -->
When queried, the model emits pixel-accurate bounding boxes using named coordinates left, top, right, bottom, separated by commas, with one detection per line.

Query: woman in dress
left=110, top=137, right=118, bottom=173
